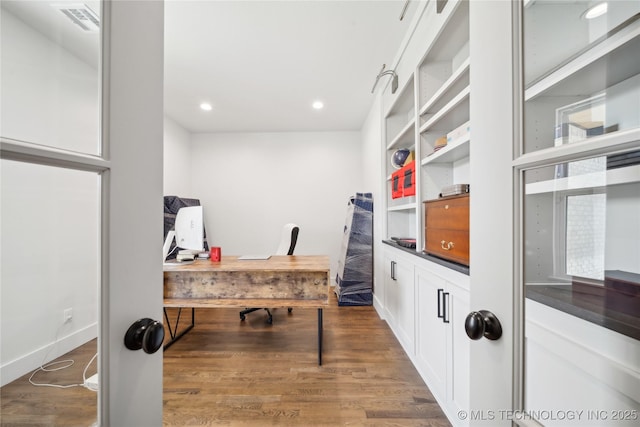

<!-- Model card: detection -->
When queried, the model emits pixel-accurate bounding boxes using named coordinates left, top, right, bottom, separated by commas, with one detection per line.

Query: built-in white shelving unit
left=418, top=0, right=470, bottom=208
left=382, top=0, right=471, bottom=253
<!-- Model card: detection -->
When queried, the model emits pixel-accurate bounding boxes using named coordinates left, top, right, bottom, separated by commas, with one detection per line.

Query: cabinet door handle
left=440, top=240, right=454, bottom=251
left=437, top=288, right=444, bottom=319
left=391, top=261, right=397, bottom=281
left=443, top=292, right=450, bottom=323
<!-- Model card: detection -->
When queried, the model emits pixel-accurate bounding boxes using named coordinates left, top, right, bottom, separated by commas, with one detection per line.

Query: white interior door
left=1, top=1, right=164, bottom=425
left=469, top=2, right=640, bottom=426
left=518, top=1, right=640, bottom=426
left=467, top=1, right=516, bottom=425
left=101, top=1, right=164, bottom=425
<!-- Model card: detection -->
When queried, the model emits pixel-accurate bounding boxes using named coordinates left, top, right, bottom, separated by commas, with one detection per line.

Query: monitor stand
left=162, top=230, right=176, bottom=263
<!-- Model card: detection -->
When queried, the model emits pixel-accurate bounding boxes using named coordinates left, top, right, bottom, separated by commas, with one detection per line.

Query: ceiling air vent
left=52, top=3, right=100, bottom=32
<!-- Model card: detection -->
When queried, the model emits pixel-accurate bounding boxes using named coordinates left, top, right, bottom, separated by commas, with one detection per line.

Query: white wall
left=189, top=131, right=363, bottom=279
left=163, top=116, right=193, bottom=197
left=360, top=94, right=384, bottom=309
left=0, top=7, right=99, bottom=386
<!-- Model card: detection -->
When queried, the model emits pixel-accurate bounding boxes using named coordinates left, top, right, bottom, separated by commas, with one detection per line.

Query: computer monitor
left=175, top=206, right=204, bottom=252
left=163, top=206, right=204, bottom=261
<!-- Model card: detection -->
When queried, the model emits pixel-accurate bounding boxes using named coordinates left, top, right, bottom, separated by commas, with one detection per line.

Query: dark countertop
left=526, top=284, right=640, bottom=341
left=382, top=240, right=470, bottom=276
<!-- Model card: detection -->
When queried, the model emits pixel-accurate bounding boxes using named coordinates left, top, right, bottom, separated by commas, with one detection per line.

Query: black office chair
left=239, top=223, right=299, bottom=324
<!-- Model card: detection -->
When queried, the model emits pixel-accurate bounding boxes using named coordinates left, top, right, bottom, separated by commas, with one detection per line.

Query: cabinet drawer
left=424, top=229, right=470, bottom=266
left=423, top=194, right=470, bottom=265
left=424, top=194, right=469, bottom=231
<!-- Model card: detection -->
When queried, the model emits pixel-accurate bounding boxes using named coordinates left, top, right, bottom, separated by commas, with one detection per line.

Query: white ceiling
left=164, top=1, right=420, bottom=133
left=4, top=0, right=420, bottom=134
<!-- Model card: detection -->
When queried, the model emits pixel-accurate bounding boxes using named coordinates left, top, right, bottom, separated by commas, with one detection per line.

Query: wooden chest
left=423, top=193, right=469, bottom=266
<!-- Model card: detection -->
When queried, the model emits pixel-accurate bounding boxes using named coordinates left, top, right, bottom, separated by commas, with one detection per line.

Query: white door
left=518, top=1, right=640, bottom=426
left=102, top=1, right=164, bottom=425
left=467, top=1, right=516, bottom=425
left=0, top=1, right=164, bottom=425
left=470, top=2, right=640, bottom=427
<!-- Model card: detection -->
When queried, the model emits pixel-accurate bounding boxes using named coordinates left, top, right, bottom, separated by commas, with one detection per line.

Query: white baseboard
left=1, top=323, right=97, bottom=387
left=373, top=293, right=386, bottom=319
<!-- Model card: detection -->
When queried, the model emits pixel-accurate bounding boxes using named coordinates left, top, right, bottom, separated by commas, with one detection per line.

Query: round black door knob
left=124, top=318, right=165, bottom=354
left=465, top=310, right=502, bottom=341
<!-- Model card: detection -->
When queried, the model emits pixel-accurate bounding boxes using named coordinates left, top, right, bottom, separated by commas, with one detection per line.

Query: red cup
left=210, top=246, right=221, bottom=262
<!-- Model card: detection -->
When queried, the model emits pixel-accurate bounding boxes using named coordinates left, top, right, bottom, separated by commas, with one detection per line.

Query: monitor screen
left=174, top=206, right=204, bottom=252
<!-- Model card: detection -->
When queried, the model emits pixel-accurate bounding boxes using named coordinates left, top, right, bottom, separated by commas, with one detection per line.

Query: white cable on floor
left=28, top=322, right=97, bottom=391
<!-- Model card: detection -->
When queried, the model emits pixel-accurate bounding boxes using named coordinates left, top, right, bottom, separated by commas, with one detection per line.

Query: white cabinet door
left=415, top=267, right=448, bottom=398
left=416, top=266, right=470, bottom=425
left=448, top=282, right=470, bottom=417
left=396, top=257, right=415, bottom=354
left=383, top=248, right=416, bottom=355
left=383, top=252, right=399, bottom=323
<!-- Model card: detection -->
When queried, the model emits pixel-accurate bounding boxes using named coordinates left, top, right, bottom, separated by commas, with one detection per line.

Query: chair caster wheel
left=287, top=308, right=293, bottom=313
left=240, top=314, right=246, bottom=321
left=266, top=316, right=273, bottom=325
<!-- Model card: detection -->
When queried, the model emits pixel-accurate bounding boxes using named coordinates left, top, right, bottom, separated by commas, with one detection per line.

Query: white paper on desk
left=238, top=255, right=271, bottom=260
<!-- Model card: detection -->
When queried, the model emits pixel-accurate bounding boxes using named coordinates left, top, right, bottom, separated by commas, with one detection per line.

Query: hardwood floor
left=163, top=295, right=449, bottom=426
left=2, top=296, right=450, bottom=426
left=0, top=339, right=98, bottom=426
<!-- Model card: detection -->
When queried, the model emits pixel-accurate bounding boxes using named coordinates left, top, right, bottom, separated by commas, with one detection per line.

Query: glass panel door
left=0, top=161, right=100, bottom=425
left=0, top=1, right=101, bottom=424
left=520, top=1, right=640, bottom=425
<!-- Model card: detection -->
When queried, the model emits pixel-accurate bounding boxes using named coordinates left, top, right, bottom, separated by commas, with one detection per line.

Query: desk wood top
left=163, top=255, right=330, bottom=273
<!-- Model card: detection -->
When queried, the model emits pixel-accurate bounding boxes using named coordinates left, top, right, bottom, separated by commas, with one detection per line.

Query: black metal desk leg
left=318, top=308, right=323, bottom=365
left=163, top=307, right=195, bottom=350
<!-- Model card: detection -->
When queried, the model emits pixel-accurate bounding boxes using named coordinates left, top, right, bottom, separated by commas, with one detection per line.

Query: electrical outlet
left=64, top=308, right=73, bottom=323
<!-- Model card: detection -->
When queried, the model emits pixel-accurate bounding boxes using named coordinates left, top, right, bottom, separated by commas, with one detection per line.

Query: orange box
left=390, top=160, right=415, bottom=199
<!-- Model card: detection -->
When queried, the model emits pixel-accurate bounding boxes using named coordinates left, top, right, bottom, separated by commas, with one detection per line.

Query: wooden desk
left=163, top=255, right=330, bottom=364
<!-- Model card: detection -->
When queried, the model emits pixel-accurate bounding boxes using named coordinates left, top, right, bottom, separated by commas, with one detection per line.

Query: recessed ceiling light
left=312, top=101, right=324, bottom=110
left=200, top=102, right=212, bottom=111
left=584, top=2, right=607, bottom=19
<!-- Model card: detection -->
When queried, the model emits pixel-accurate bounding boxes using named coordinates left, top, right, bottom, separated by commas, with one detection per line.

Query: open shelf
left=384, top=75, right=416, bottom=148
left=419, top=57, right=470, bottom=117
left=525, top=19, right=640, bottom=101
left=525, top=163, right=640, bottom=195
left=387, top=118, right=416, bottom=150
left=388, top=203, right=417, bottom=212
left=420, top=86, right=470, bottom=133
left=421, top=134, right=470, bottom=166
